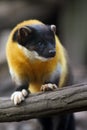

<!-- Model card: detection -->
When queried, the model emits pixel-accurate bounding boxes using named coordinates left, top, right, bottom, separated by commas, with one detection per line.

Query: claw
left=41, top=83, right=57, bottom=92
left=11, top=89, right=28, bottom=105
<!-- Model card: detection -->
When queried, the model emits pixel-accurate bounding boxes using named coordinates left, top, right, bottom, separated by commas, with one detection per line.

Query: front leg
left=11, top=83, right=29, bottom=105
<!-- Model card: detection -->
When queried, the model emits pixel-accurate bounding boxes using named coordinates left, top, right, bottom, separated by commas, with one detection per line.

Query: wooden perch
left=0, top=83, right=87, bottom=122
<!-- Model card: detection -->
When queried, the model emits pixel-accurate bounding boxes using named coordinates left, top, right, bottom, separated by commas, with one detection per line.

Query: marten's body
left=6, top=20, right=75, bottom=130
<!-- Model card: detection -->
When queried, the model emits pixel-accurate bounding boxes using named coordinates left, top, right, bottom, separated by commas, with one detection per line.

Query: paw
left=41, top=83, right=57, bottom=92
left=11, top=89, right=28, bottom=105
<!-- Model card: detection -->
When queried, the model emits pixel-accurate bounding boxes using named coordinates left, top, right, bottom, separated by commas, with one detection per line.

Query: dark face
left=13, top=24, right=56, bottom=59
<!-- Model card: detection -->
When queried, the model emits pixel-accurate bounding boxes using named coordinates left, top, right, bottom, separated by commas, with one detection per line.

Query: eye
left=37, top=42, right=45, bottom=50
left=38, top=42, right=42, bottom=46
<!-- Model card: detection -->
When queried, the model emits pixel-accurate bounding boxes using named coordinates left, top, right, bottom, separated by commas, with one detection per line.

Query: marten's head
left=13, top=20, right=56, bottom=61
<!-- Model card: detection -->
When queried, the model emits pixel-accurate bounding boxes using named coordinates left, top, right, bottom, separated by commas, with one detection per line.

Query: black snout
left=49, top=49, right=56, bottom=57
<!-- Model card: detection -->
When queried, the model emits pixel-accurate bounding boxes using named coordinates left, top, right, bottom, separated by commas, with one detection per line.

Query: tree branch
left=0, top=83, right=87, bottom=122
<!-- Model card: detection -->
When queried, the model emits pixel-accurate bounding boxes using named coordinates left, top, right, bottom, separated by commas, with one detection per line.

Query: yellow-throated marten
left=6, top=20, right=75, bottom=130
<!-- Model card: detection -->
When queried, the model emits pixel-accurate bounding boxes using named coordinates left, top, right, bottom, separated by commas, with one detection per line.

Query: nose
left=49, top=49, right=56, bottom=57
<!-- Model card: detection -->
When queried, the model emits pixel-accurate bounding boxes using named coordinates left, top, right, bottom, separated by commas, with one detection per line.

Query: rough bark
left=0, top=83, right=87, bottom=122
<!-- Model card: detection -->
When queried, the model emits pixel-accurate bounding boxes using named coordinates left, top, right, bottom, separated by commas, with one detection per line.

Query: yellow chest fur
left=6, top=43, right=59, bottom=92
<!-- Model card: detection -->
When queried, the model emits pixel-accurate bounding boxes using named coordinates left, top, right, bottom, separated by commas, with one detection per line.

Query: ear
left=17, top=26, right=32, bottom=45
left=51, top=25, right=56, bottom=33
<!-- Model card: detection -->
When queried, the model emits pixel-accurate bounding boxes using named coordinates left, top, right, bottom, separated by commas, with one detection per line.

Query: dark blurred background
left=0, top=0, right=87, bottom=130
